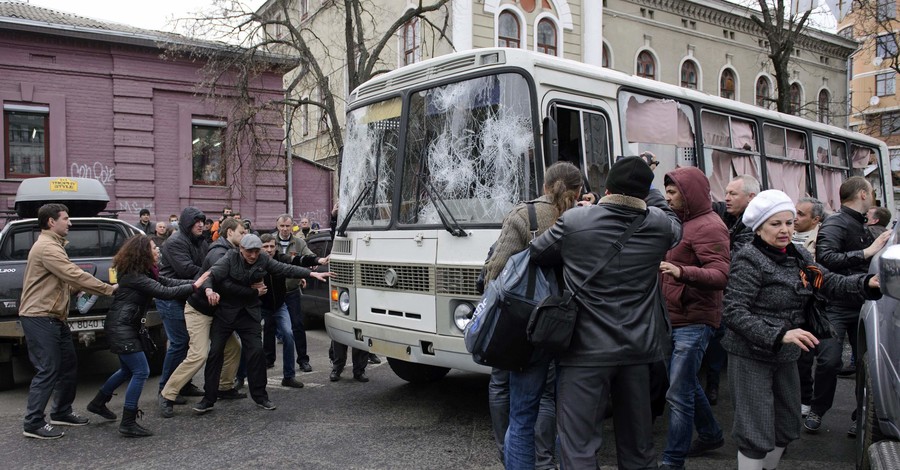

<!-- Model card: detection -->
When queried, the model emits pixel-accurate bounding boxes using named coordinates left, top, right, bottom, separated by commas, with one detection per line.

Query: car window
left=0, top=228, right=39, bottom=261
left=66, top=226, right=129, bottom=258
left=307, top=236, right=332, bottom=258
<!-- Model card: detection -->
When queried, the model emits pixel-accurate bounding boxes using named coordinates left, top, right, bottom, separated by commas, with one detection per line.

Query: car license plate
left=368, top=338, right=409, bottom=359
left=68, top=318, right=104, bottom=332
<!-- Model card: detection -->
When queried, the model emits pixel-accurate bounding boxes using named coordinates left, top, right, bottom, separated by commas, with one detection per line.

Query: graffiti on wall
left=70, top=162, right=115, bottom=186
left=295, top=209, right=331, bottom=228
left=117, top=200, right=153, bottom=216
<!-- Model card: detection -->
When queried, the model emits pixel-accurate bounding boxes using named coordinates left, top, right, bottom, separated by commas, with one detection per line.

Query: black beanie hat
left=607, top=156, right=653, bottom=199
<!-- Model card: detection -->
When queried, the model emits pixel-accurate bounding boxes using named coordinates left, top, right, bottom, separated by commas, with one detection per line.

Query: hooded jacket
left=662, top=167, right=730, bottom=329
left=158, top=207, right=209, bottom=281
left=530, top=189, right=682, bottom=366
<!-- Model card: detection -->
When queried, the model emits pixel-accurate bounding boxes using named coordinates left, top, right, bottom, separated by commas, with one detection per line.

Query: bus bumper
left=325, top=311, right=490, bottom=374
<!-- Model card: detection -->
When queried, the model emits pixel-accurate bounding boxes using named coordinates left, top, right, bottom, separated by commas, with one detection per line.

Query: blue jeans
left=264, top=305, right=296, bottom=379
left=101, top=352, right=149, bottom=410
left=156, top=299, right=189, bottom=391
left=504, top=358, right=555, bottom=470
left=662, top=324, right=723, bottom=468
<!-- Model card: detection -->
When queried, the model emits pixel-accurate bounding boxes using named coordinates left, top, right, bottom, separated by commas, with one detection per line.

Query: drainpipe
left=285, top=91, right=293, bottom=216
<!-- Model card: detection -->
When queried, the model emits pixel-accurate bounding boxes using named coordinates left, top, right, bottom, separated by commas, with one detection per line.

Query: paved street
left=1, top=327, right=859, bottom=469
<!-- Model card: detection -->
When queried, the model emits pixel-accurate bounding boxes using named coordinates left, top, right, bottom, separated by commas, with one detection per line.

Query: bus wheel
left=386, top=357, right=449, bottom=384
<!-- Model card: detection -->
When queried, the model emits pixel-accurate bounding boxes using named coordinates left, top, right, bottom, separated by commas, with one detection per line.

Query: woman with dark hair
left=86, top=235, right=207, bottom=437
left=483, top=161, right=583, bottom=469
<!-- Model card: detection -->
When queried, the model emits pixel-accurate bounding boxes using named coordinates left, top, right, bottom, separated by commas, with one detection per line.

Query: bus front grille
left=332, top=239, right=352, bottom=255
left=435, top=266, right=481, bottom=297
left=359, top=263, right=433, bottom=292
left=329, top=261, right=355, bottom=285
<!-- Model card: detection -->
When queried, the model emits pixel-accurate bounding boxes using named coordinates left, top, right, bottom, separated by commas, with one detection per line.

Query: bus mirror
left=542, top=116, right=559, bottom=165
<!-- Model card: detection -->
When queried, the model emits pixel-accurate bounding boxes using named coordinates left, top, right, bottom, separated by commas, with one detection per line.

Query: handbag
left=802, top=264, right=837, bottom=340
left=137, top=317, right=158, bottom=357
left=527, top=211, right=647, bottom=354
left=465, top=203, right=556, bottom=371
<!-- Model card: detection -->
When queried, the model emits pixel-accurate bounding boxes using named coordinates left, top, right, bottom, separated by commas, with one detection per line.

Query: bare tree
left=749, top=0, right=814, bottom=113
left=167, top=0, right=451, bottom=173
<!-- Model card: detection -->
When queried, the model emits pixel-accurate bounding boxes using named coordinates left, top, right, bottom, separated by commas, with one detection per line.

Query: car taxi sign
left=49, top=178, right=78, bottom=192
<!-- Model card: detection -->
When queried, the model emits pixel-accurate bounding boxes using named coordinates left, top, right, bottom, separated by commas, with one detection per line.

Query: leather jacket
left=815, top=205, right=874, bottom=313
left=530, top=189, right=682, bottom=366
left=105, top=271, right=193, bottom=354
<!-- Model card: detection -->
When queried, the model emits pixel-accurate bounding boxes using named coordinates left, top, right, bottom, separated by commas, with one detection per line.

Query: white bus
left=326, top=48, right=894, bottom=383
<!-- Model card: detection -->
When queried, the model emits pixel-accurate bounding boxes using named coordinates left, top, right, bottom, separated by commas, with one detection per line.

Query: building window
left=402, top=18, right=420, bottom=66
left=680, top=60, right=698, bottom=89
left=877, top=72, right=896, bottom=96
left=882, top=111, right=900, bottom=136
left=300, top=0, right=309, bottom=18
left=790, top=83, right=802, bottom=115
left=756, top=76, right=771, bottom=108
left=818, top=90, right=830, bottom=124
left=602, top=43, right=610, bottom=68
left=878, top=0, right=896, bottom=20
left=498, top=11, right=520, bottom=48
left=536, top=19, right=558, bottom=56
left=4, top=109, right=49, bottom=178
left=877, top=33, right=898, bottom=59
left=838, top=26, right=854, bottom=39
left=192, top=122, right=225, bottom=186
left=636, top=51, right=656, bottom=80
left=720, top=68, right=736, bottom=99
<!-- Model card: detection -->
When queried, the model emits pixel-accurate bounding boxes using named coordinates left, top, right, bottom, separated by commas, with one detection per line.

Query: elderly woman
left=723, top=190, right=881, bottom=470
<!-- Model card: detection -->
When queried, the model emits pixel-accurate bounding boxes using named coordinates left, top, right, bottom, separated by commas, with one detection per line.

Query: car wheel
left=147, top=326, right=167, bottom=376
left=386, top=357, right=450, bottom=384
left=857, top=352, right=883, bottom=469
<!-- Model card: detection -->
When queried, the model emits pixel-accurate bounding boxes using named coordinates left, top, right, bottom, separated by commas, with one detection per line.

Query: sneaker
left=687, top=437, right=724, bottom=457
left=49, top=412, right=89, bottom=426
left=256, top=399, right=277, bottom=411
left=299, top=362, right=313, bottom=373
left=368, top=354, right=381, bottom=364
left=801, top=404, right=811, bottom=418
left=172, top=394, right=187, bottom=405
left=804, top=411, right=822, bottom=433
left=217, top=388, right=247, bottom=400
left=23, top=423, right=64, bottom=440
left=848, top=419, right=858, bottom=438
left=158, top=394, right=174, bottom=419
left=282, top=377, right=304, bottom=388
left=192, top=400, right=214, bottom=414
left=180, top=383, right=205, bottom=397
left=354, top=372, right=370, bottom=383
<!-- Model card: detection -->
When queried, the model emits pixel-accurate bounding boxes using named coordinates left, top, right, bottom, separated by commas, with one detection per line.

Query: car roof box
left=14, top=177, right=110, bottom=218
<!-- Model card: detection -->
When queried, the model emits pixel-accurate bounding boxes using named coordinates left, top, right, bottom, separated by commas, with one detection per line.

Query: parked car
left=300, top=230, right=333, bottom=329
left=856, top=232, right=900, bottom=469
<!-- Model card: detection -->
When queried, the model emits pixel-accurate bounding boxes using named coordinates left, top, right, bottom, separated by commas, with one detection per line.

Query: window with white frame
left=300, top=0, right=309, bottom=18
left=192, top=120, right=226, bottom=186
left=636, top=51, right=656, bottom=80
left=756, top=76, right=771, bottom=108
left=498, top=11, right=520, bottom=48
left=877, top=72, right=895, bottom=96
left=680, top=60, right=698, bottom=89
left=818, top=89, right=830, bottom=124
left=4, top=106, right=49, bottom=178
left=878, top=0, right=896, bottom=20
left=402, top=18, right=420, bottom=66
left=720, top=69, right=736, bottom=100
left=877, top=33, right=898, bottom=59
left=789, top=83, right=802, bottom=115
left=536, top=19, right=557, bottom=56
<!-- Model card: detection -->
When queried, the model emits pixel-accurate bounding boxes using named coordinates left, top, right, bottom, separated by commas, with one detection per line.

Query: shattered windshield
left=399, top=73, right=537, bottom=226
left=338, top=97, right=401, bottom=228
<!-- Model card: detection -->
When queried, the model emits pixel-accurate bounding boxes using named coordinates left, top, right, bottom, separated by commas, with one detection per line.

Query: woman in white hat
left=721, top=189, right=882, bottom=470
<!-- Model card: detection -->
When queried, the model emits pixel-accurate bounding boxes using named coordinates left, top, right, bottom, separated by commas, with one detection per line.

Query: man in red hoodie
left=658, top=167, right=731, bottom=470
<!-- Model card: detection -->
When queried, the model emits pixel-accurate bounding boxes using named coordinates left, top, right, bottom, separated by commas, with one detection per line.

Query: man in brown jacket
left=20, top=204, right=117, bottom=439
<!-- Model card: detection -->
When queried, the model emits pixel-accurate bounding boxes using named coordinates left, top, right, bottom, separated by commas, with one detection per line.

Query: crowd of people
left=484, top=157, right=889, bottom=469
left=18, top=205, right=338, bottom=439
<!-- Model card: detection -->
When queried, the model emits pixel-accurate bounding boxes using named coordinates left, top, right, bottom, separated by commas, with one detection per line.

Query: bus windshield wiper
left=337, top=180, right=374, bottom=237
left=415, top=173, right=468, bottom=237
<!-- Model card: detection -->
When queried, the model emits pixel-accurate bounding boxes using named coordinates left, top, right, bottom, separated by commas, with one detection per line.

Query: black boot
left=119, top=408, right=153, bottom=437
left=87, top=391, right=117, bottom=420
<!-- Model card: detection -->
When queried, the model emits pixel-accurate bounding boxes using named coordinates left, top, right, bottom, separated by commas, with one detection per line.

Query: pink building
left=0, top=2, right=332, bottom=229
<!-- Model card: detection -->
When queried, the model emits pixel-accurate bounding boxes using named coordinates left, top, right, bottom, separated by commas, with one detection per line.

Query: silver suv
left=857, top=236, right=900, bottom=469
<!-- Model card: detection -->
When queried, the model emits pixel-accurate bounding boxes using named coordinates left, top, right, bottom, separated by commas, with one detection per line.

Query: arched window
left=755, top=76, right=771, bottom=108
left=537, top=19, right=557, bottom=56
left=790, top=83, right=802, bottom=115
left=720, top=68, right=736, bottom=100
left=636, top=51, right=656, bottom=80
left=402, top=18, right=419, bottom=66
left=602, top=43, right=610, bottom=68
left=498, top=11, right=520, bottom=48
left=818, top=89, right=831, bottom=123
left=680, top=60, right=698, bottom=89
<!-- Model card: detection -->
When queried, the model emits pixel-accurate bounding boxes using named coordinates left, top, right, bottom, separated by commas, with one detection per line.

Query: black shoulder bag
left=526, top=211, right=647, bottom=354
left=802, top=265, right=837, bottom=340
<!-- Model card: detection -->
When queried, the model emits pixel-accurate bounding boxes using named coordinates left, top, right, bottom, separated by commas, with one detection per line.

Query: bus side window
left=763, top=125, right=809, bottom=204
left=700, top=111, right=760, bottom=201
left=550, top=104, right=611, bottom=194
left=619, top=92, right=696, bottom=191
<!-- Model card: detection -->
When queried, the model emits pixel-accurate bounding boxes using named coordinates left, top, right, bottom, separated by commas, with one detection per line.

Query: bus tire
left=386, top=357, right=450, bottom=384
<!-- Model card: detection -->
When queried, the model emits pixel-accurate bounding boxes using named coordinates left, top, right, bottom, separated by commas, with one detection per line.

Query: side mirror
left=878, top=244, right=900, bottom=299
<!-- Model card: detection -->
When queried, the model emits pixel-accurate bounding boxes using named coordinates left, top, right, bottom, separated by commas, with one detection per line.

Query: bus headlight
left=338, top=290, right=351, bottom=314
left=453, top=302, right=475, bottom=331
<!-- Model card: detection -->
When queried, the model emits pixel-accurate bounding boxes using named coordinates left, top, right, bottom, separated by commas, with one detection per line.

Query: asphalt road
left=0, top=327, right=859, bottom=469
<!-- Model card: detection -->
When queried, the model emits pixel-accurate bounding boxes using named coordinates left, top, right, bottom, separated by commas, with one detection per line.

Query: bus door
left=547, top=103, right=612, bottom=194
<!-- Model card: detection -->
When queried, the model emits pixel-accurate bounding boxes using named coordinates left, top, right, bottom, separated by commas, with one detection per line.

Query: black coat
left=260, top=252, right=314, bottom=310
left=187, top=237, right=235, bottom=315
left=530, top=189, right=682, bottom=367
left=158, top=207, right=208, bottom=281
left=204, top=250, right=312, bottom=323
left=815, top=206, right=875, bottom=313
left=105, top=271, right=194, bottom=354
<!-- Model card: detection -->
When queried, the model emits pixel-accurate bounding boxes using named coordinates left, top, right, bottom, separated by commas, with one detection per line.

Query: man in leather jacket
left=805, top=176, right=890, bottom=434
left=530, top=157, right=682, bottom=469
